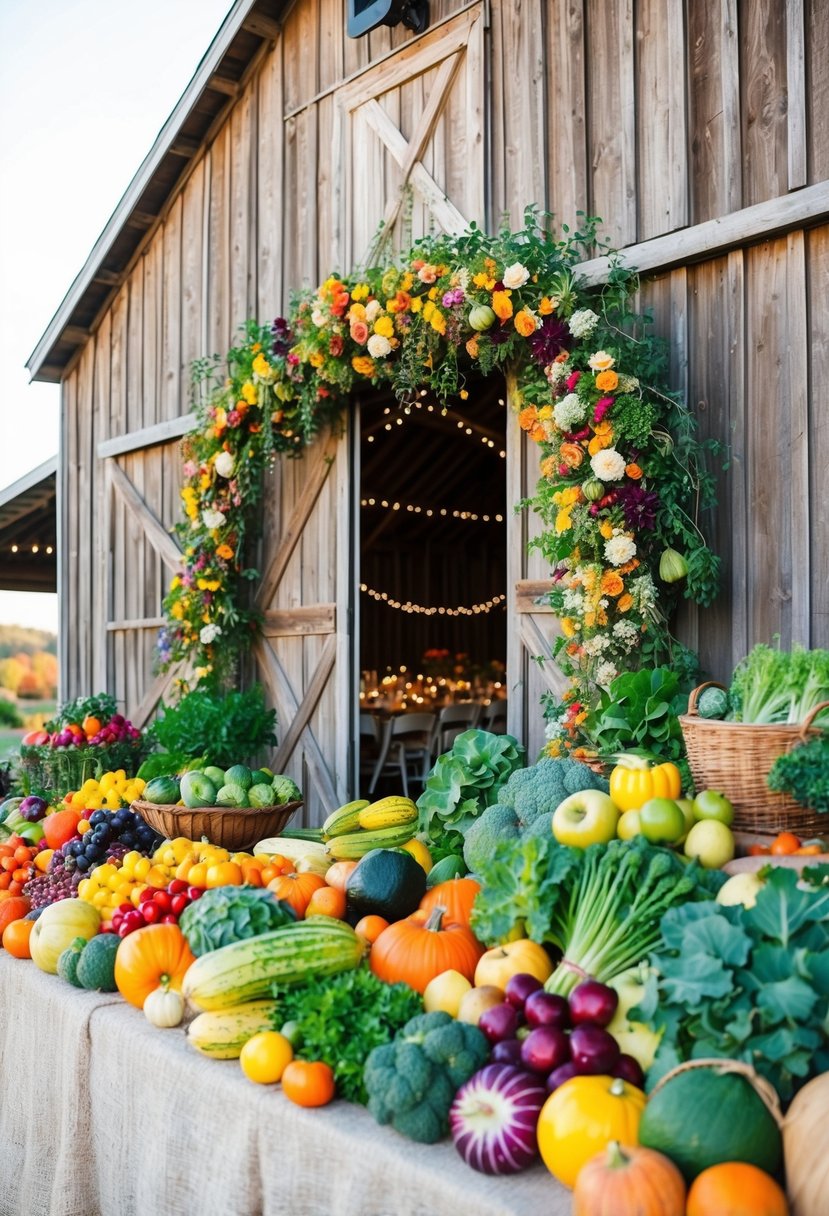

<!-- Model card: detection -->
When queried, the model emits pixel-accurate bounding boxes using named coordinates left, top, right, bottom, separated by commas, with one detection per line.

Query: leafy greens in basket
left=729, top=642, right=829, bottom=725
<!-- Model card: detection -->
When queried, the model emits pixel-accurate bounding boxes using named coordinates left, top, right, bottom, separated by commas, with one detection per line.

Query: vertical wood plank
left=181, top=160, right=206, bottom=384
left=586, top=0, right=636, bottom=247
left=806, top=0, right=829, bottom=183
left=546, top=0, right=588, bottom=234
left=109, top=287, right=128, bottom=708
left=229, top=87, right=254, bottom=332
left=740, top=0, right=788, bottom=207
left=725, top=249, right=748, bottom=669
left=208, top=126, right=232, bottom=355
left=125, top=266, right=144, bottom=432
left=807, top=226, right=829, bottom=645
left=59, top=373, right=76, bottom=697
left=786, top=230, right=810, bottom=642
left=75, top=343, right=95, bottom=694
left=787, top=0, right=806, bottom=190
left=494, top=0, right=546, bottom=227
left=635, top=0, right=688, bottom=238
left=257, top=44, right=284, bottom=318
left=92, top=315, right=112, bottom=691
left=160, top=196, right=183, bottom=421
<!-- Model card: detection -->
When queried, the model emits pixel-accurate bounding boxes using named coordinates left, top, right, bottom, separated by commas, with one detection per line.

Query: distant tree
left=32, top=652, right=58, bottom=697
left=0, top=657, right=26, bottom=694
left=17, top=671, right=45, bottom=699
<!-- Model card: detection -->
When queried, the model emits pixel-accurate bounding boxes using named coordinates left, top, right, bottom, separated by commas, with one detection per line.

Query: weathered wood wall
left=58, top=0, right=829, bottom=805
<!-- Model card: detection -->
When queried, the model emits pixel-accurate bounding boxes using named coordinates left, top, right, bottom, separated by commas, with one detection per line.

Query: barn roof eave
left=25, top=0, right=286, bottom=385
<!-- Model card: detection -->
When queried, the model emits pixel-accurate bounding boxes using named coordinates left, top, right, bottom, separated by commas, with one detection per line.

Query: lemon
left=240, top=1032, right=294, bottom=1085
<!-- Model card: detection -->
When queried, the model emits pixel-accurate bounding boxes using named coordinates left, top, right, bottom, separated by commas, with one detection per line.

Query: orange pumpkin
left=114, top=923, right=196, bottom=1008
left=370, top=906, right=485, bottom=994
left=354, top=914, right=389, bottom=944
left=0, top=896, right=30, bottom=939
left=573, top=1141, right=686, bottom=1216
left=686, top=1162, right=788, bottom=1216
left=419, top=877, right=481, bottom=927
left=267, top=872, right=326, bottom=918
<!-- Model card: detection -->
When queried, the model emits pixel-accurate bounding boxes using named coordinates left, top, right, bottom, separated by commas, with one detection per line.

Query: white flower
left=546, top=360, right=570, bottom=386
left=201, top=509, right=226, bottom=530
left=553, top=393, right=587, bottom=432
left=604, top=534, right=637, bottom=566
left=617, top=374, right=640, bottom=393
left=588, top=350, right=615, bottom=372
left=568, top=309, right=599, bottom=340
left=590, top=448, right=626, bottom=481
left=595, top=660, right=618, bottom=687
left=311, top=308, right=326, bottom=327
left=214, top=451, right=235, bottom=478
left=367, top=333, right=392, bottom=358
left=199, top=624, right=223, bottom=645
left=502, top=262, right=530, bottom=290
left=364, top=299, right=382, bottom=323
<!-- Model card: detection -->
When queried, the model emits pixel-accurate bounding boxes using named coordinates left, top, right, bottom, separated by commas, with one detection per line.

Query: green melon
left=345, top=848, right=426, bottom=922
left=180, top=771, right=218, bottom=808
left=203, top=766, right=226, bottom=788
left=76, top=933, right=121, bottom=992
left=425, top=853, right=468, bottom=888
left=144, top=775, right=181, bottom=805
left=224, top=764, right=253, bottom=791
left=639, top=1063, right=783, bottom=1183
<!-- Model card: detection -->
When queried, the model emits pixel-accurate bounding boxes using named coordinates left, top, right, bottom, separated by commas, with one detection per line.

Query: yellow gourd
left=537, top=1075, right=646, bottom=1188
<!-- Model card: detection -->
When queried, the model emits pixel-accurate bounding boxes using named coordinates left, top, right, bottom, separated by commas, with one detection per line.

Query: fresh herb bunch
left=148, top=684, right=277, bottom=769
left=46, top=693, right=118, bottom=731
left=634, top=867, right=829, bottom=1101
left=272, top=967, right=423, bottom=1104
left=471, top=833, right=723, bottom=995
left=768, top=734, right=829, bottom=813
left=416, top=728, right=525, bottom=862
left=730, top=642, right=829, bottom=724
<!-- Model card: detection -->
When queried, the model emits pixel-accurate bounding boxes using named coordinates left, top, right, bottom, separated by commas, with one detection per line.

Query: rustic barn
left=27, top=0, right=829, bottom=822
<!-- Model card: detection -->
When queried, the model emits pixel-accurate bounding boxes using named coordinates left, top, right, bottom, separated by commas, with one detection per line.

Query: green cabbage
left=179, top=885, right=296, bottom=956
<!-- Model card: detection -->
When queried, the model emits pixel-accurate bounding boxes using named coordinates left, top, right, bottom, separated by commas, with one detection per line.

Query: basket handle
left=686, top=681, right=728, bottom=717
left=798, top=700, right=829, bottom=740
left=650, top=1058, right=784, bottom=1129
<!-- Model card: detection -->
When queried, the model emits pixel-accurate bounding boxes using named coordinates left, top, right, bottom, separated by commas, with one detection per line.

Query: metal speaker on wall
left=347, top=0, right=429, bottom=39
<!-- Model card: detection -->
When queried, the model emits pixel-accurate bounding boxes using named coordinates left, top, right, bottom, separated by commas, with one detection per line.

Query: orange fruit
left=43, top=809, right=82, bottom=851
left=240, top=1032, right=294, bottom=1085
left=305, top=886, right=347, bottom=920
left=281, top=1060, right=335, bottom=1107
left=325, top=860, right=358, bottom=891
left=3, top=918, right=34, bottom=959
left=770, top=831, right=800, bottom=855
left=82, top=715, right=102, bottom=737
left=205, top=861, right=243, bottom=888
left=354, top=914, right=390, bottom=944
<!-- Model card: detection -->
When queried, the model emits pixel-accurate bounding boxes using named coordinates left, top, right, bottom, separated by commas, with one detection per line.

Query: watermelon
left=639, top=1064, right=782, bottom=1182
left=144, top=776, right=181, bottom=805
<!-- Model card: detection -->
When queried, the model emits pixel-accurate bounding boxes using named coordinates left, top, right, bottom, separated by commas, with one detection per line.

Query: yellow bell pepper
left=609, top=754, right=682, bottom=812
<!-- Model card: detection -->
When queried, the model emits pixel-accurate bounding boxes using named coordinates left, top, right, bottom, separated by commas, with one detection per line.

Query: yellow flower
left=584, top=612, right=596, bottom=628
left=595, top=370, right=619, bottom=392
left=601, top=571, right=624, bottom=596
left=348, top=302, right=366, bottom=322
left=560, top=617, right=577, bottom=638
left=309, top=351, right=325, bottom=368
left=561, top=486, right=581, bottom=506
left=588, top=351, right=615, bottom=372
left=538, top=297, right=555, bottom=315
left=429, top=310, right=446, bottom=335
left=428, top=286, right=439, bottom=301
left=352, top=355, right=375, bottom=376
left=195, top=666, right=211, bottom=681
left=169, top=576, right=181, bottom=591
left=373, top=315, right=394, bottom=338
left=538, top=405, right=553, bottom=421
left=216, top=543, right=234, bottom=560
left=213, top=406, right=228, bottom=435
left=618, top=593, right=634, bottom=612
left=199, top=473, right=211, bottom=491
left=555, top=509, right=573, bottom=534
left=459, top=389, right=469, bottom=400
left=540, top=455, right=557, bottom=479
left=251, top=343, right=261, bottom=353
left=241, top=381, right=258, bottom=405
left=400, top=273, right=413, bottom=291
left=351, top=283, right=369, bottom=301
left=252, top=353, right=271, bottom=377
left=465, top=336, right=479, bottom=358
left=411, top=297, right=422, bottom=314
left=197, top=578, right=221, bottom=592
left=600, top=521, right=614, bottom=540
left=422, top=300, right=435, bottom=322
left=492, top=290, right=513, bottom=322
left=170, top=602, right=184, bottom=620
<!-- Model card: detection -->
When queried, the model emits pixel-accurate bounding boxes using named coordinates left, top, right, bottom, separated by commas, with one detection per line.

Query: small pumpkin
left=419, top=877, right=481, bottom=928
left=784, top=1071, right=829, bottom=1216
left=29, top=898, right=101, bottom=974
left=573, top=1141, right=685, bottom=1216
left=537, top=1075, right=647, bottom=1189
left=114, top=923, right=196, bottom=1008
left=581, top=477, right=605, bottom=502
left=468, top=303, right=496, bottom=331
left=143, top=984, right=185, bottom=1029
left=686, top=1162, right=788, bottom=1216
left=370, top=905, right=484, bottom=994
left=266, top=871, right=327, bottom=918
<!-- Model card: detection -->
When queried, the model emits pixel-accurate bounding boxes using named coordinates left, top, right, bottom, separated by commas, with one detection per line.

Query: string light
left=360, top=583, right=506, bottom=617
left=365, top=400, right=506, bottom=457
left=8, top=543, right=54, bottom=555
left=361, top=497, right=504, bottom=524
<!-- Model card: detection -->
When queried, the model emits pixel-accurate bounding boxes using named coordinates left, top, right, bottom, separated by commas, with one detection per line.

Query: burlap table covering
left=0, top=953, right=569, bottom=1216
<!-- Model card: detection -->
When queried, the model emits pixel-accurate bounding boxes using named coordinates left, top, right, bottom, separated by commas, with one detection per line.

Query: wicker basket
left=132, top=799, right=302, bottom=851
left=679, top=683, right=829, bottom=836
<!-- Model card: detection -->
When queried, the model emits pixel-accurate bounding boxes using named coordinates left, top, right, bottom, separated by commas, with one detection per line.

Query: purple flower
left=442, top=288, right=465, bottom=308
left=617, top=484, right=660, bottom=531
left=529, top=318, right=574, bottom=366
left=271, top=317, right=292, bottom=357
left=490, top=323, right=512, bottom=346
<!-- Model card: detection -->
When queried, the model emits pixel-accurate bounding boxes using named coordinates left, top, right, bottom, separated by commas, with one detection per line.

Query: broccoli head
left=362, top=1011, right=489, bottom=1144
left=462, top=803, right=520, bottom=873
left=497, top=757, right=609, bottom=827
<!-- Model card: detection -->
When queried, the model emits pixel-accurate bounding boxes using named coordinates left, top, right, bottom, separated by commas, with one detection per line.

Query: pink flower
left=593, top=396, right=614, bottom=424
left=287, top=353, right=300, bottom=366
left=559, top=464, right=569, bottom=476
left=350, top=320, right=369, bottom=345
left=227, top=409, right=242, bottom=427
left=566, top=370, right=582, bottom=391
left=182, top=461, right=197, bottom=478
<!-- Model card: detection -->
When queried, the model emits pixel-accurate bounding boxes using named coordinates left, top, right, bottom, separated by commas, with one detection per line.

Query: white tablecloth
left=0, top=953, right=571, bottom=1216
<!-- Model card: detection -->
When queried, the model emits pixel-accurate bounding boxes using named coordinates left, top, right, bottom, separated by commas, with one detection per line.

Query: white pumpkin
left=143, top=985, right=185, bottom=1028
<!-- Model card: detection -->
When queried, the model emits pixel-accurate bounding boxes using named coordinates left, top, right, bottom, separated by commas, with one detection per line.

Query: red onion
left=449, top=1065, right=546, bottom=1175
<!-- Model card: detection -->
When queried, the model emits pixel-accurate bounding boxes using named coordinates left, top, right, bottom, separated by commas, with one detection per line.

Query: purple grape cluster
left=53, top=809, right=160, bottom=875
left=24, top=869, right=81, bottom=909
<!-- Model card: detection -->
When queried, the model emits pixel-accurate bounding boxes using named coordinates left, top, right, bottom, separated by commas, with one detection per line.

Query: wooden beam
left=169, top=136, right=201, bottom=159
left=93, top=269, right=121, bottom=287
left=125, top=211, right=157, bottom=230
left=271, top=634, right=337, bottom=775
left=518, top=616, right=568, bottom=696
left=515, top=580, right=555, bottom=614
left=108, top=460, right=182, bottom=574
left=207, top=74, right=241, bottom=97
left=130, top=663, right=183, bottom=731
left=254, top=638, right=339, bottom=811
left=262, top=604, right=336, bottom=637
left=255, top=432, right=339, bottom=608
left=243, top=12, right=282, bottom=41
left=106, top=617, right=166, bottom=632
left=576, top=182, right=829, bottom=285
left=62, top=325, right=91, bottom=345
left=97, top=412, right=196, bottom=459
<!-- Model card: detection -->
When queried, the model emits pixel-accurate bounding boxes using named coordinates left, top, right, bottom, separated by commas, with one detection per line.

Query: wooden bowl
left=131, top=799, right=302, bottom=851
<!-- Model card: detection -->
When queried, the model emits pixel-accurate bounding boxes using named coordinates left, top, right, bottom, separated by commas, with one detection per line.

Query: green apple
left=693, top=789, right=735, bottom=826
left=552, top=789, right=620, bottom=848
left=684, top=818, right=736, bottom=868
left=675, top=798, right=696, bottom=844
left=639, top=797, right=686, bottom=845
left=617, top=809, right=642, bottom=841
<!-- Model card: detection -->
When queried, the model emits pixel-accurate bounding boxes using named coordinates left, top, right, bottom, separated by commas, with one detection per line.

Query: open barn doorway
left=356, top=378, right=508, bottom=798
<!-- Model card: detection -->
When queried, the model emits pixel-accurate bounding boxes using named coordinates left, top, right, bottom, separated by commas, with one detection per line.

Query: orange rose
left=518, top=406, right=539, bottom=432
left=595, top=370, right=619, bottom=392
left=538, top=297, right=555, bottom=316
left=350, top=321, right=369, bottom=345
left=600, top=571, right=624, bottom=596
left=530, top=423, right=546, bottom=444
left=618, top=558, right=640, bottom=575
left=560, top=443, right=584, bottom=469
left=492, top=290, right=513, bottom=321
left=617, top=593, right=634, bottom=613
left=514, top=309, right=537, bottom=337
left=625, top=463, right=643, bottom=480
left=352, top=355, right=375, bottom=376
left=465, top=336, right=479, bottom=358
left=216, top=543, right=234, bottom=561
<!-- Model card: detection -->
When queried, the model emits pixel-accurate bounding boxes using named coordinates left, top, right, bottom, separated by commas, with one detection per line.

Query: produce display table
left=0, top=954, right=570, bottom=1216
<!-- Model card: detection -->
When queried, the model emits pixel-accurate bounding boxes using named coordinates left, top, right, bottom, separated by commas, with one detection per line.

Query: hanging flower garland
left=160, top=211, right=719, bottom=704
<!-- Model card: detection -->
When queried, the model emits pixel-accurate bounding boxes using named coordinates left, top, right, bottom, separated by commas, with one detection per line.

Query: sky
left=0, top=0, right=233, bottom=633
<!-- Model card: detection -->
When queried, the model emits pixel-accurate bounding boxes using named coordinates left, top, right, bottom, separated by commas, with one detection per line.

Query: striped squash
left=187, top=1000, right=279, bottom=1059
left=182, top=918, right=365, bottom=1011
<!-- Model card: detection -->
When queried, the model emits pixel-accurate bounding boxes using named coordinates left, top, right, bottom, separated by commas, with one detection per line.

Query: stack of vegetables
left=18, top=693, right=145, bottom=794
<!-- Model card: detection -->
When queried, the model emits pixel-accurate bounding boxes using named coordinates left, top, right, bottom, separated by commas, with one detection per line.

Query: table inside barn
left=0, top=954, right=569, bottom=1216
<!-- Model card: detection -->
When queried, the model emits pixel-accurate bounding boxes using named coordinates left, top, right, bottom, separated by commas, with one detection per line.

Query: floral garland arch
left=160, top=213, right=719, bottom=735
